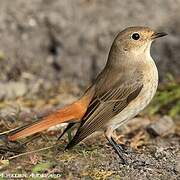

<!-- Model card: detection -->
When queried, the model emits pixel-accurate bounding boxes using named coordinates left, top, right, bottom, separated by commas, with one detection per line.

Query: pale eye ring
left=131, top=33, right=140, bottom=40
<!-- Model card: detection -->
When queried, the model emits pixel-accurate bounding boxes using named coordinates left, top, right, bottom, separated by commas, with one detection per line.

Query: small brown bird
left=2, top=26, right=167, bottom=163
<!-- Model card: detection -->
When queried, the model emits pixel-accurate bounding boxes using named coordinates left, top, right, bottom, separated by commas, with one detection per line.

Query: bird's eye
left=131, top=33, right=140, bottom=40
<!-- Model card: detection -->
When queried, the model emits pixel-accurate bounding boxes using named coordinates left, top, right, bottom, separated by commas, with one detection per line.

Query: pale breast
left=108, top=57, right=158, bottom=129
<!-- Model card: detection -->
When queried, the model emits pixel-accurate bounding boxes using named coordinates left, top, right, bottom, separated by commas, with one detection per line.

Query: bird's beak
left=151, top=32, right=168, bottom=39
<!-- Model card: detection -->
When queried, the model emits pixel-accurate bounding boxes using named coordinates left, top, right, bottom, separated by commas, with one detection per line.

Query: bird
left=1, top=26, right=167, bottom=163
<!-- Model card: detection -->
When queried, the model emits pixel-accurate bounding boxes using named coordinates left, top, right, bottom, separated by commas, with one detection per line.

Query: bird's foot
left=115, top=147, right=128, bottom=165
left=107, top=137, right=128, bottom=165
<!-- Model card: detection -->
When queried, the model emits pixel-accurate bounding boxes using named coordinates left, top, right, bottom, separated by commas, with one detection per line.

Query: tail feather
left=7, top=110, right=73, bottom=141
left=7, top=90, right=94, bottom=141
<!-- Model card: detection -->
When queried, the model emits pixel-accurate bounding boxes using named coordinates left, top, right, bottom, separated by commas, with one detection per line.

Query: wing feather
left=66, top=78, right=143, bottom=149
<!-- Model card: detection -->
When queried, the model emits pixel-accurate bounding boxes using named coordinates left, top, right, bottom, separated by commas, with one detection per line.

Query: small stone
left=8, top=81, right=27, bottom=98
left=0, top=81, right=27, bottom=99
left=147, top=116, right=175, bottom=137
left=154, top=147, right=166, bottom=159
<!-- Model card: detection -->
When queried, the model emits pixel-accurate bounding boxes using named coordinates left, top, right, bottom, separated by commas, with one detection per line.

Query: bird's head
left=113, top=26, right=167, bottom=56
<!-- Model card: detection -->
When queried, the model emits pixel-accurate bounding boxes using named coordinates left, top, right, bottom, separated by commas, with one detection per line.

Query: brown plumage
left=1, top=26, right=167, bottom=164
left=66, top=65, right=144, bottom=149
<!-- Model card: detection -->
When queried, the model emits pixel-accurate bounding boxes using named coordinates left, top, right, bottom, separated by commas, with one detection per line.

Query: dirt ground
left=0, top=0, right=180, bottom=87
left=1, top=134, right=180, bottom=180
left=0, top=88, right=179, bottom=179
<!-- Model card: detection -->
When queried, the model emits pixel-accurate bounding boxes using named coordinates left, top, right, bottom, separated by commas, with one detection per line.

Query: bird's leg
left=57, top=123, right=75, bottom=141
left=105, top=127, right=127, bottom=164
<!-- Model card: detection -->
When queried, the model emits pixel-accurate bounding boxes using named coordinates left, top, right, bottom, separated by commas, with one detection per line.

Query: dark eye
left=131, top=33, right=140, bottom=40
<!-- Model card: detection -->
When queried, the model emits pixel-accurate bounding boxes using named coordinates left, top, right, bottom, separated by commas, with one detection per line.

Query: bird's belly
left=108, top=78, right=158, bottom=129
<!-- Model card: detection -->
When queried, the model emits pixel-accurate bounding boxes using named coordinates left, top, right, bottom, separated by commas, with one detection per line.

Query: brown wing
left=66, top=78, right=143, bottom=149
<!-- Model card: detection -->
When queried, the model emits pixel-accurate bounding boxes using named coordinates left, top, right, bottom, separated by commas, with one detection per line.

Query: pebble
left=146, top=116, right=175, bottom=137
left=0, top=81, right=27, bottom=100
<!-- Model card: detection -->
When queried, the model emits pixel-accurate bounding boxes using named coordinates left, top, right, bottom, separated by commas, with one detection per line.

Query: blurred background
left=0, top=0, right=179, bottom=178
left=0, top=0, right=179, bottom=90
left=0, top=0, right=179, bottom=117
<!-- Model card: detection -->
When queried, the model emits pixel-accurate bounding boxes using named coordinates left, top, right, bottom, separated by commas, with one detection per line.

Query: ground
left=1, top=135, right=180, bottom=179
left=0, top=82, right=179, bottom=179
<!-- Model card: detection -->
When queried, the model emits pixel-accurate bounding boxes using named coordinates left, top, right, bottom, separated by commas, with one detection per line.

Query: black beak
left=151, top=32, right=168, bottom=39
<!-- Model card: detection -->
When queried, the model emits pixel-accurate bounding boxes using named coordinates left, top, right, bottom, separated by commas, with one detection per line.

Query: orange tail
left=8, top=89, right=94, bottom=141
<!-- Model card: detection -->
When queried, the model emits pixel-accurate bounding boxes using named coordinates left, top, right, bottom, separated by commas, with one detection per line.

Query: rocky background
left=0, top=0, right=179, bottom=179
left=0, top=0, right=180, bottom=88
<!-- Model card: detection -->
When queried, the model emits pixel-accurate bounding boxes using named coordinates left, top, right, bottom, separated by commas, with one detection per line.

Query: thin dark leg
left=106, top=136, right=127, bottom=164
left=110, top=137, right=125, bottom=152
left=57, top=123, right=75, bottom=141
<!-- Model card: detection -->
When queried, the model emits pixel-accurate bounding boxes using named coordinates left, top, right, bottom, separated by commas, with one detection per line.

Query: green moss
left=32, top=162, right=54, bottom=173
left=146, top=78, right=180, bottom=118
